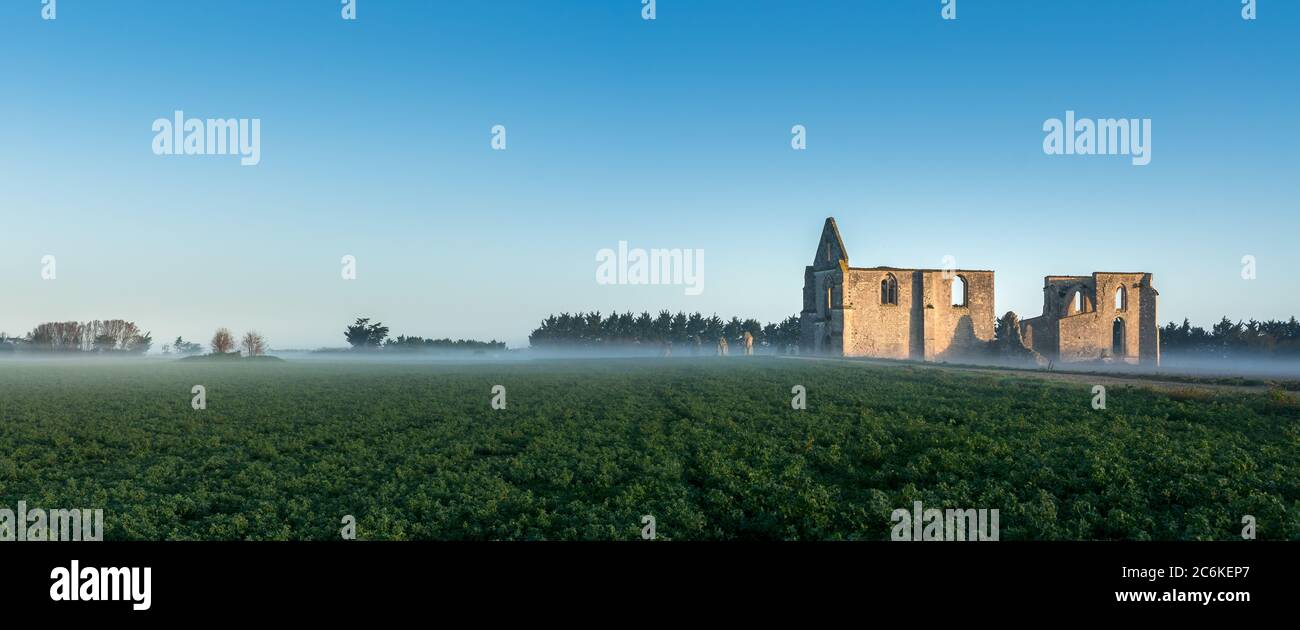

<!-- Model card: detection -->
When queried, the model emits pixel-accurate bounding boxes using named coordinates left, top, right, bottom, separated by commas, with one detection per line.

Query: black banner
left=4, top=541, right=1290, bottom=619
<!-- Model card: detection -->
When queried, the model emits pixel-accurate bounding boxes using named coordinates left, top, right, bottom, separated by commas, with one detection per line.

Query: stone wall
left=841, top=268, right=916, bottom=359
left=922, top=270, right=995, bottom=361
left=1020, top=272, right=1160, bottom=366
left=822, top=266, right=995, bottom=360
left=798, top=217, right=1159, bottom=367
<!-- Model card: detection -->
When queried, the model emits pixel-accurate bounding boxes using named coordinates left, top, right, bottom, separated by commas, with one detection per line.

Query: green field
left=0, top=357, right=1296, bottom=540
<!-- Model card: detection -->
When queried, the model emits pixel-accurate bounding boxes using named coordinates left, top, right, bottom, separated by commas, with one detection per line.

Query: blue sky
left=2, top=1, right=1297, bottom=348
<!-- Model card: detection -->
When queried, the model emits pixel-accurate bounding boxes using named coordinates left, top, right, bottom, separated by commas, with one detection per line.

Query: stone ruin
left=799, top=217, right=1160, bottom=367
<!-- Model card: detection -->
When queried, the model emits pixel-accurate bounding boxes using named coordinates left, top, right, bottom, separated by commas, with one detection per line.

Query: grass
left=0, top=357, right=1296, bottom=540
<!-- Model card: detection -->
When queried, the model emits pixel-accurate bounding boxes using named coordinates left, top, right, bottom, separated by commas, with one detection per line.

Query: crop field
left=0, top=357, right=1296, bottom=540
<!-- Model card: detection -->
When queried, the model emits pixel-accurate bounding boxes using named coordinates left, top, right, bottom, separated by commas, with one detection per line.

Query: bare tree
left=99, top=319, right=129, bottom=349
left=119, top=321, right=141, bottom=349
left=211, top=328, right=235, bottom=354
left=240, top=331, right=267, bottom=357
left=125, top=331, right=152, bottom=354
left=80, top=320, right=101, bottom=351
left=24, top=319, right=150, bottom=353
left=26, top=321, right=84, bottom=351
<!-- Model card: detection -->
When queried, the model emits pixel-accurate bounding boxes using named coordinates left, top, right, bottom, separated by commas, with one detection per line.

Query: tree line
left=8, top=314, right=1294, bottom=361
left=1161, top=317, right=1300, bottom=358
left=528, top=311, right=802, bottom=352
left=0, top=322, right=269, bottom=358
left=341, top=318, right=505, bottom=352
left=201, top=328, right=268, bottom=357
left=159, top=329, right=267, bottom=357
left=2, top=320, right=153, bottom=353
left=528, top=311, right=1300, bottom=359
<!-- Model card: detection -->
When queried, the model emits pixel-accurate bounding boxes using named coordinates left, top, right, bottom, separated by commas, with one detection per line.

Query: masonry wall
left=841, top=268, right=916, bottom=359
left=801, top=267, right=844, bottom=354
left=1026, top=273, right=1159, bottom=366
left=1098, top=273, right=1142, bottom=364
left=1019, top=315, right=1055, bottom=358
left=923, top=270, right=996, bottom=361
left=835, top=268, right=994, bottom=360
left=1137, top=276, right=1160, bottom=366
left=796, top=218, right=1158, bottom=367
left=1058, top=312, right=1107, bottom=361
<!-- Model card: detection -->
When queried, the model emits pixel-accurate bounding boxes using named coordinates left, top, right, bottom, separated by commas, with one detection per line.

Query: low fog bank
left=300, top=350, right=1300, bottom=383
left=270, top=349, right=531, bottom=363
left=5, top=347, right=1300, bottom=382
left=0, top=354, right=180, bottom=365
left=1146, top=353, right=1300, bottom=380
left=916, top=352, right=1300, bottom=383
left=266, top=347, right=1300, bottom=382
left=274, top=345, right=759, bottom=362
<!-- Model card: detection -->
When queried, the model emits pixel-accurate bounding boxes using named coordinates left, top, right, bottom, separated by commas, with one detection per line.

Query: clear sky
left=2, top=1, right=1297, bottom=349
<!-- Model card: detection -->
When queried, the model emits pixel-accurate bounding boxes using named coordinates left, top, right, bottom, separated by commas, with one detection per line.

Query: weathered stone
left=800, top=217, right=1159, bottom=367
left=1019, top=274, right=1159, bottom=366
left=994, top=311, right=1047, bottom=365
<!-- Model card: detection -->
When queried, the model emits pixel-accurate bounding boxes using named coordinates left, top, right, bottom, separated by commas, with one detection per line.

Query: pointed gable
left=811, top=217, right=849, bottom=269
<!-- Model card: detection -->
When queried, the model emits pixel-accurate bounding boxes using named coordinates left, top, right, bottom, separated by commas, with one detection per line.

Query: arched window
left=1066, top=290, right=1083, bottom=316
left=951, top=275, right=968, bottom=307
left=1112, top=317, right=1126, bottom=356
left=880, top=274, right=898, bottom=305
left=1115, top=285, right=1127, bottom=311
left=825, top=283, right=833, bottom=316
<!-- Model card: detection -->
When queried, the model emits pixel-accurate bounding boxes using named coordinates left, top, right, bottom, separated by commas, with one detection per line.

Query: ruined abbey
left=800, top=218, right=1160, bottom=366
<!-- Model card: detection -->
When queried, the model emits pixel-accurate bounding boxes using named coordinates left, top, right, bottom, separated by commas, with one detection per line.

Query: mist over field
left=4, top=0, right=1299, bottom=616
left=1154, top=354, right=1300, bottom=380
left=8, top=345, right=1300, bottom=381
left=1, top=356, right=1295, bottom=541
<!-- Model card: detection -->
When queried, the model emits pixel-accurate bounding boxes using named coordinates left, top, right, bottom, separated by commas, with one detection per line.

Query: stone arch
left=1065, top=287, right=1093, bottom=316
left=1112, top=317, right=1126, bottom=356
left=951, top=274, right=968, bottom=307
left=880, top=273, right=898, bottom=305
